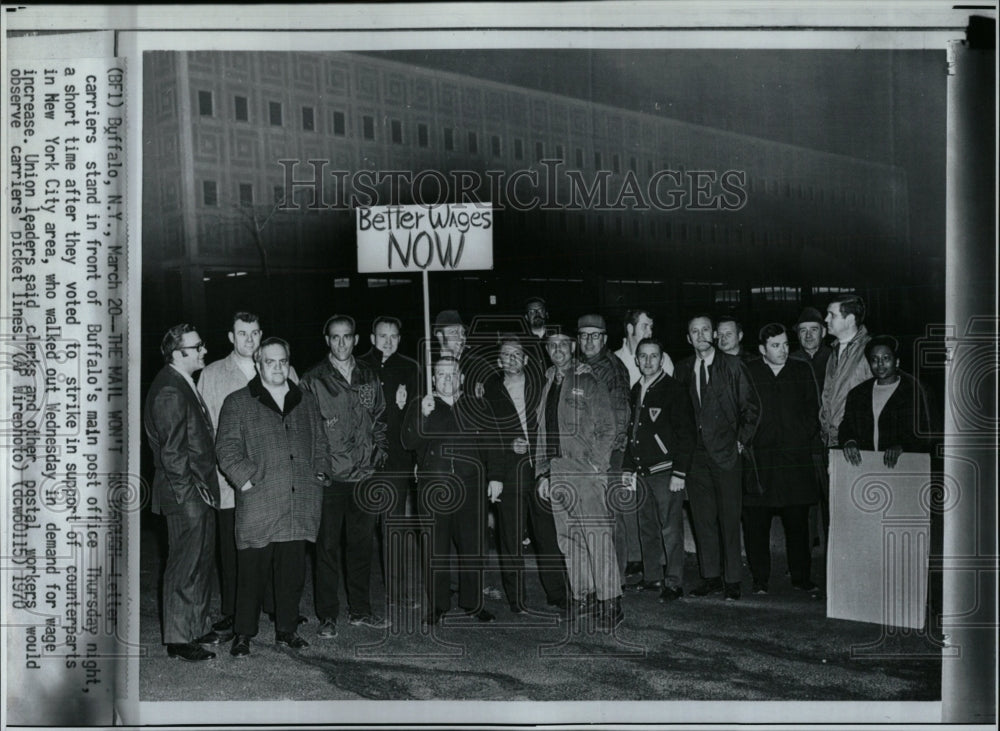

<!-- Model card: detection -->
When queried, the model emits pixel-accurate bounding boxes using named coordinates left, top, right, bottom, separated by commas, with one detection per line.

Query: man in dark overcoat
left=216, top=338, right=331, bottom=656
left=402, top=356, right=504, bottom=625
left=143, top=323, right=220, bottom=661
left=743, top=323, right=821, bottom=594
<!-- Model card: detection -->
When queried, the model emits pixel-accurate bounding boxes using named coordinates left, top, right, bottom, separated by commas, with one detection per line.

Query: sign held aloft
left=357, top=203, right=493, bottom=273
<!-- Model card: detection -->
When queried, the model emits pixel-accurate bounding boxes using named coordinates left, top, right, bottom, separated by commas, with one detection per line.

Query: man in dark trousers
left=143, top=323, right=221, bottom=661
left=215, top=338, right=331, bottom=656
left=743, top=323, right=821, bottom=594
left=484, top=334, right=568, bottom=613
left=358, top=316, right=420, bottom=610
left=402, top=356, right=503, bottom=625
left=674, top=314, right=760, bottom=601
left=301, top=315, right=390, bottom=638
left=622, top=338, right=697, bottom=602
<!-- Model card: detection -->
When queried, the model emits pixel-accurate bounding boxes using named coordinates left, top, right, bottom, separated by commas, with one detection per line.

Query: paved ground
left=139, top=514, right=941, bottom=703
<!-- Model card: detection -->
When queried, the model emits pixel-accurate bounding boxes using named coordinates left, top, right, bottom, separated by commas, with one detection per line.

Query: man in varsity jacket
left=622, top=338, right=697, bottom=603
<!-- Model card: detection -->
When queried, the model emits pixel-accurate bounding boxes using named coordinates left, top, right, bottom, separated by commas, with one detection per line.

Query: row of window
left=196, top=92, right=893, bottom=214
left=201, top=179, right=877, bottom=252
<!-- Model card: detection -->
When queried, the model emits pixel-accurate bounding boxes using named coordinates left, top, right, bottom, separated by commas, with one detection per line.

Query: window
left=362, top=115, right=375, bottom=140
left=575, top=147, right=584, bottom=168
left=443, top=127, right=455, bottom=151
left=238, top=183, right=253, bottom=207
left=491, top=134, right=502, bottom=157
left=302, top=106, right=315, bottom=131
left=535, top=141, right=544, bottom=161
left=418, top=123, right=429, bottom=148
left=268, top=101, right=282, bottom=126
left=467, top=131, right=478, bottom=154
left=513, top=138, right=523, bottom=160
left=233, top=95, right=248, bottom=122
left=197, top=90, right=213, bottom=116
left=391, top=119, right=403, bottom=144
left=202, top=180, right=218, bottom=206
left=332, top=110, right=346, bottom=136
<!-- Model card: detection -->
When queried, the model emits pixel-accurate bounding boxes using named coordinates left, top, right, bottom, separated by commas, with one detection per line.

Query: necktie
left=194, top=387, right=214, bottom=434
left=699, top=359, right=708, bottom=406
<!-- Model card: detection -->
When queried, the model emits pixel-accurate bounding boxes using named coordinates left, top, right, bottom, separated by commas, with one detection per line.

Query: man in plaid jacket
left=216, top=338, right=330, bottom=657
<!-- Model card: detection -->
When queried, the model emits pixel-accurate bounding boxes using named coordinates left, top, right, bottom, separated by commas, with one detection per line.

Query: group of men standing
left=143, top=291, right=880, bottom=659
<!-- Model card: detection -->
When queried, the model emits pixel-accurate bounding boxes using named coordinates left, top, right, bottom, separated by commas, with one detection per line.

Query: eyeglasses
left=577, top=332, right=606, bottom=342
left=176, top=342, right=206, bottom=352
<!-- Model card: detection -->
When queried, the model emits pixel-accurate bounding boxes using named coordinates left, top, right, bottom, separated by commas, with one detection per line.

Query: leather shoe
left=724, top=582, right=742, bottom=601
left=194, top=630, right=222, bottom=645
left=509, top=601, right=525, bottom=614
left=599, top=598, right=625, bottom=630
left=230, top=635, right=251, bottom=657
left=752, top=581, right=769, bottom=595
left=624, top=561, right=644, bottom=579
left=275, top=631, right=309, bottom=650
left=167, top=642, right=216, bottom=662
left=635, top=579, right=663, bottom=592
left=658, top=585, right=684, bottom=602
left=317, top=618, right=338, bottom=638
left=689, top=577, right=724, bottom=596
left=212, top=615, right=234, bottom=632
left=792, top=579, right=818, bottom=592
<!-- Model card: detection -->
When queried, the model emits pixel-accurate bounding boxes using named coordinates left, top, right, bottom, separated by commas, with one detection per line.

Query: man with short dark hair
left=674, top=314, right=760, bottom=601
left=614, top=309, right=675, bottom=386
left=820, top=295, right=873, bottom=447
left=743, top=324, right=821, bottom=595
left=576, top=314, right=636, bottom=586
left=358, top=316, right=420, bottom=610
left=216, top=338, right=331, bottom=657
left=301, top=315, right=390, bottom=637
left=144, top=324, right=220, bottom=661
left=524, top=297, right=550, bottom=341
left=622, top=338, right=696, bottom=602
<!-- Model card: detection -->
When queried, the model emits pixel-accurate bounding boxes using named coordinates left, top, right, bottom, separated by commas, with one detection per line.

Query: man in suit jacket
left=484, top=335, right=568, bottom=613
left=143, top=324, right=221, bottom=661
left=215, top=338, right=331, bottom=657
left=197, top=311, right=300, bottom=632
left=674, top=314, right=760, bottom=601
left=622, top=338, right=697, bottom=602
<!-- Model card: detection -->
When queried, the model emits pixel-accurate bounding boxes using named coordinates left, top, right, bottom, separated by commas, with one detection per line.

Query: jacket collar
left=247, top=373, right=303, bottom=416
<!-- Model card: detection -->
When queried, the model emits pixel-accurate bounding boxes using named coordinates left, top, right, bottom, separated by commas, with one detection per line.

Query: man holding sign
left=402, top=356, right=504, bottom=625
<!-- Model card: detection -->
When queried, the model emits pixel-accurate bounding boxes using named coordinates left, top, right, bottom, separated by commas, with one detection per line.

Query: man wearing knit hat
left=789, top=306, right=833, bottom=393
left=576, top=313, right=636, bottom=588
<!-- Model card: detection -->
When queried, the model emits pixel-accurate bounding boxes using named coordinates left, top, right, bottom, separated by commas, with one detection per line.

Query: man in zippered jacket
left=300, top=315, right=389, bottom=637
left=622, top=338, right=697, bottom=603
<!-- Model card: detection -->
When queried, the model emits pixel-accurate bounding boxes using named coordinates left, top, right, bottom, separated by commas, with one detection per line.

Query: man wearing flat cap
left=789, top=307, right=833, bottom=393
left=576, top=313, right=635, bottom=587
left=433, top=309, right=493, bottom=399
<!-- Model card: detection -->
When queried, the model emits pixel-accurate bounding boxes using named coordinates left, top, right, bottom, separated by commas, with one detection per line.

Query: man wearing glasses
left=144, top=324, right=220, bottom=661
left=576, top=314, right=634, bottom=588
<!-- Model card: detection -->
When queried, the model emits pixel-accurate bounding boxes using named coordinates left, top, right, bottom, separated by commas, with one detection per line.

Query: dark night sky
left=363, top=49, right=947, bottom=259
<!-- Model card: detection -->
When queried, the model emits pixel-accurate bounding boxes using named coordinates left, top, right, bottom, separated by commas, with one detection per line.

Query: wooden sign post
left=357, top=202, right=494, bottom=393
